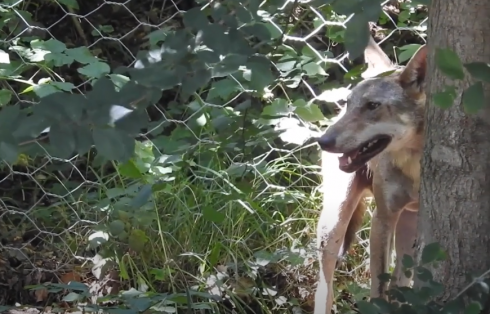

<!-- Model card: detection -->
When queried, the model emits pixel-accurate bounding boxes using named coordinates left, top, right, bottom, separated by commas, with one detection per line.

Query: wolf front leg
left=369, top=173, right=414, bottom=300
left=392, top=209, right=418, bottom=288
left=368, top=203, right=400, bottom=300
left=315, top=201, right=363, bottom=314
left=314, top=152, right=371, bottom=314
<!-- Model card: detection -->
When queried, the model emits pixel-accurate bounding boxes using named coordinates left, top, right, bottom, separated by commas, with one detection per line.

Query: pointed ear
left=361, top=36, right=394, bottom=79
left=399, top=45, right=427, bottom=94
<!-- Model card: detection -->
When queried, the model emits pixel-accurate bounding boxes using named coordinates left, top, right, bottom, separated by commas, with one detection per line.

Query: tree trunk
left=416, top=0, right=490, bottom=306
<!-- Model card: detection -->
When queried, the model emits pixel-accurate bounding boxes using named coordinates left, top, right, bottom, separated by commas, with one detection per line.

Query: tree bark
left=416, top=0, right=490, bottom=306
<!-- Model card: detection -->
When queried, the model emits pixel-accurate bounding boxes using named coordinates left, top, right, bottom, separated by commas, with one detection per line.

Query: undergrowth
left=0, top=0, right=432, bottom=313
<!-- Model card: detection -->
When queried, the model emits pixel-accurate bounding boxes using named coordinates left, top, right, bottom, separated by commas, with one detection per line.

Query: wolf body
left=313, top=36, right=428, bottom=313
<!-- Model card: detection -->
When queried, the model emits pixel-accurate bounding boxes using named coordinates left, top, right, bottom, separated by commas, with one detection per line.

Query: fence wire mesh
left=0, top=0, right=427, bottom=310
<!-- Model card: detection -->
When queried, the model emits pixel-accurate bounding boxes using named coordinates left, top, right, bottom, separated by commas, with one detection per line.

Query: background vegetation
left=0, top=0, right=430, bottom=313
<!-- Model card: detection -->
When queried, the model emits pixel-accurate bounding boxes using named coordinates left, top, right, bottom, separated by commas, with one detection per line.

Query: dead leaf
left=35, top=288, right=48, bottom=302
left=104, top=270, right=121, bottom=295
left=60, top=271, right=82, bottom=284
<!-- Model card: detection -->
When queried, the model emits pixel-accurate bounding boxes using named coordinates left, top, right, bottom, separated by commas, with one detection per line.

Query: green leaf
left=428, top=279, right=444, bottom=297
left=370, top=298, right=392, bottom=313
left=254, top=250, right=279, bottom=266
left=344, top=15, right=370, bottom=60
left=208, top=242, right=222, bottom=267
left=130, top=184, right=153, bottom=208
left=398, top=287, right=421, bottom=306
left=401, top=254, right=415, bottom=269
left=61, top=93, right=86, bottom=122
left=65, top=47, right=97, bottom=64
left=0, top=105, right=20, bottom=133
left=412, top=0, right=430, bottom=4
left=465, top=302, right=482, bottom=314
left=181, top=66, right=212, bottom=96
left=263, top=22, right=282, bottom=39
left=32, top=84, right=59, bottom=98
left=51, top=81, right=75, bottom=92
left=387, top=288, right=405, bottom=303
left=302, top=62, right=327, bottom=76
left=463, top=82, right=485, bottom=114
left=49, top=123, right=76, bottom=159
left=87, top=77, right=118, bottom=113
left=404, top=270, right=412, bottom=279
left=207, top=78, right=238, bottom=101
left=13, top=114, right=49, bottom=140
left=435, top=48, right=465, bottom=80
left=244, top=59, right=274, bottom=91
left=57, top=0, right=79, bottom=9
left=443, top=299, right=465, bottom=314
left=62, top=292, right=80, bottom=302
left=128, top=297, right=152, bottom=312
left=109, top=74, right=130, bottom=90
left=398, top=44, right=422, bottom=63
left=235, top=6, right=253, bottom=24
left=241, top=23, right=272, bottom=41
left=0, top=90, right=12, bottom=106
left=332, top=0, right=381, bottom=19
left=201, top=24, right=230, bottom=56
left=0, top=141, right=19, bottom=164
left=92, top=127, right=135, bottom=162
left=109, top=220, right=125, bottom=236
left=78, top=61, right=110, bottom=78
left=118, top=160, right=143, bottom=179
left=65, top=281, right=89, bottom=291
left=146, top=29, right=169, bottom=48
left=261, top=98, right=291, bottom=119
left=183, top=7, right=209, bottom=30
left=464, top=62, right=490, bottom=83
left=92, top=25, right=114, bottom=36
left=432, top=87, right=457, bottom=109
left=356, top=300, right=379, bottom=314
left=228, top=28, right=254, bottom=55
left=377, top=273, right=391, bottom=284
left=73, top=125, right=93, bottom=155
left=345, top=64, right=368, bottom=80
left=211, top=54, right=247, bottom=78
left=415, top=266, right=433, bottom=282
left=128, top=229, right=148, bottom=252
left=421, top=242, right=445, bottom=264
left=44, top=52, right=74, bottom=67
left=40, top=39, right=66, bottom=53
left=294, top=103, right=324, bottom=122
left=203, top=206, right=225, bottom=224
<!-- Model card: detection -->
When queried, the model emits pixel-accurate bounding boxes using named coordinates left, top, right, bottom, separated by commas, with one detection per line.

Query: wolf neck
left=367, top=133, right=423, bottom=191
left=391, top=149, right=421, bottom=184
left=389, top=135, right=423, bottom=190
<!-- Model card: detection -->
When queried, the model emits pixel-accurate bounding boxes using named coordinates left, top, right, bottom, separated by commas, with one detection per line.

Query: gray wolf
left=313, top=34, right=428, bottom=313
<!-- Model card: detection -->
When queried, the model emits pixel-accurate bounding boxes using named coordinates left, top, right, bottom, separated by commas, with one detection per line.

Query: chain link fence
left=0, top=0, right=428, bottom=311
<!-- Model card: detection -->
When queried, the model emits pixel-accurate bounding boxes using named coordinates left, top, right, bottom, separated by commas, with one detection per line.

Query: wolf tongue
left=339, top=154, right=352, bottom=167
left=338, top=155, right=351, bottom=167
left=338, top=149, right=360, bottom=167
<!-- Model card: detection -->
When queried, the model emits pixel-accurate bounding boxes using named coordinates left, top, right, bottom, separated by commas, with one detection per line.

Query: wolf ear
left=399, top=45, right=427, bottom=93
left=361, top=36, right=394, bottom=79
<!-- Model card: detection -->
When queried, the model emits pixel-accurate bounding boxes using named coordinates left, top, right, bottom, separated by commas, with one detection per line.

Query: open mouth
left=338, top=135, right=392, bottom=172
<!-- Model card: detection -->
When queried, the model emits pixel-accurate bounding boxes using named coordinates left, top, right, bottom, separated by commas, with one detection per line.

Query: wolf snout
left=317, top=134, right=337, bottom=152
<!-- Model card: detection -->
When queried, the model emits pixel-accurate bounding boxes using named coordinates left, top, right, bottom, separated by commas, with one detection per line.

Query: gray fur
left=314, top=36, right=428, bottom=314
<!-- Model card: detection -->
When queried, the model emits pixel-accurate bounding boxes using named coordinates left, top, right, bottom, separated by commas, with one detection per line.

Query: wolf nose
left=317, top=135, right=337, bottom=151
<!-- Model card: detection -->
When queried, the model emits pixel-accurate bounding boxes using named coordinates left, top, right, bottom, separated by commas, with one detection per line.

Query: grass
left=37, top=139, right=323, bottom=312
left=1, top=137, right=388, bottom=313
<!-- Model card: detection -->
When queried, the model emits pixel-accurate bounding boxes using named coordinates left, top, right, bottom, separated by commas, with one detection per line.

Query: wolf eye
left=366, top=102, right=381, bottom=110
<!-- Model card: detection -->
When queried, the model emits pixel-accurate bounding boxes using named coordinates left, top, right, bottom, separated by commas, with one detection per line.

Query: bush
left=358, top=243, right=490, bottom=314
left=0, top=0, right=437, bottom=313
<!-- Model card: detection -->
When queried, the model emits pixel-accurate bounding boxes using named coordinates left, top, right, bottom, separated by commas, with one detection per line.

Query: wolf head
left=317, top=36, right=428, bottom=173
